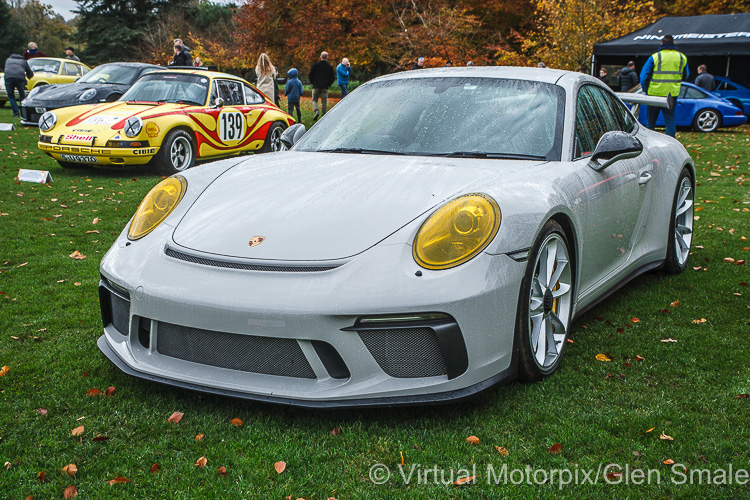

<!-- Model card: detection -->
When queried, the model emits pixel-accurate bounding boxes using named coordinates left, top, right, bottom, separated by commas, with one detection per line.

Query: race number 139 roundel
left=218, top=110, right=245, bottom=144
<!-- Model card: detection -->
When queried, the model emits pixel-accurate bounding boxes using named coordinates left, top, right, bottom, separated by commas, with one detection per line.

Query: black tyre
left=662, top=168, right=694, bottom=274
left=515, top=220, right=575, bottom=381
left=692, top=109, right=720, bottom=132
left=153, top=129, right=195, bottom=176
left=259, top=122, right=286, bottom=153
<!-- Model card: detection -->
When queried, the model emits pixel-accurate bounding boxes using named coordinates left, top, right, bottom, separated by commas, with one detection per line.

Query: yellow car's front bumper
left=39, top=142, right=159, bottom=166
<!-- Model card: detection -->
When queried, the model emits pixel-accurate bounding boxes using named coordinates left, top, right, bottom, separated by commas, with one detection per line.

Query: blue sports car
left=636, top=82, right=746, bottom=133
left=712, top=76, right=750, bottom=115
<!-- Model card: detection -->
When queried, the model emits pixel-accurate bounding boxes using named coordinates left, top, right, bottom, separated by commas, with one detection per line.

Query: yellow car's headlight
left=128, top=176, right=186, bottom=240
left=413, top=194, right=501, bottom=270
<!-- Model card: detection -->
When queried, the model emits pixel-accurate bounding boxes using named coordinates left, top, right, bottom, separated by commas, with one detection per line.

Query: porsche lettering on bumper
left=38, top=142, right=159, bottom=166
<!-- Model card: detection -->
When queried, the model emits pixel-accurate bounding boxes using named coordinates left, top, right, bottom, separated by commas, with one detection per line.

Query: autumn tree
left=0, top=0, right=27, bottom=57
left=8, top=0, right=72, bottom=58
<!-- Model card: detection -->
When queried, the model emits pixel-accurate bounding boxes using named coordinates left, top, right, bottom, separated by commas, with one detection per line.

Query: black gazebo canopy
left=592, top=13, right=750, bottom=83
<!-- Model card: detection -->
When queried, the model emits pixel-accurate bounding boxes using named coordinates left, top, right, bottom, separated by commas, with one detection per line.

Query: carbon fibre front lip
left=98, top=334, right=517, bottom=409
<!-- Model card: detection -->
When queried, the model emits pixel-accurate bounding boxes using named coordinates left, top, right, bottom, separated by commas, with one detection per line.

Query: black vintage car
left=20, top=62, right=163, bottom=126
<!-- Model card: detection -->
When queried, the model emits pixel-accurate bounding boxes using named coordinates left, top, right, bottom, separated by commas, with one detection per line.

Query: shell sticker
left=146, top=122, right=160, bottom=137
left=248, top=236, right=265, bottom=247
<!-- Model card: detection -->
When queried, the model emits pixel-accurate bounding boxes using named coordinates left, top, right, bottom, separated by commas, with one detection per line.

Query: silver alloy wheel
left=528, top=234, right=573, bottom=369
left=170, top=136, right=192, bottom=171
left=696, top=110, right=718, bottom=132
left=673, top=177, right=694, bottom=266
left=270, top=125, right=284, bottom=152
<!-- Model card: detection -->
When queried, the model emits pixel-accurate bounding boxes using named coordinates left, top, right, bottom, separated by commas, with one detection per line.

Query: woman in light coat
left=255, top=53, right=278, bottom=104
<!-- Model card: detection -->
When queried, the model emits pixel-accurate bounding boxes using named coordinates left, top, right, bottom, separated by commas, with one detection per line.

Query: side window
left=574, top=85, right=623, bottom=158
left=685, top=87, right=707, bottom=99
left=722, top=82, right=737, bottom=91
left=63, top=63, right=81, bottom=76
left=215, top=80, right=244, bottom=106
left=80, top=66, right=90, bottom=76
left=678, top=85, right=688, bottom=99
left=244, top=83, right=265, bottom=104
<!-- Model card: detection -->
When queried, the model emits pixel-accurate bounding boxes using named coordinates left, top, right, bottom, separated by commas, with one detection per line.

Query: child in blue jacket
left=284, top=68, right=303, bottom=122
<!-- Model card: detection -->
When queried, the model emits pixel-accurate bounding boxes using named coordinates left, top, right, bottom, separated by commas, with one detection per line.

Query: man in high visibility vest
left=639, top=35, right=688, bottom=137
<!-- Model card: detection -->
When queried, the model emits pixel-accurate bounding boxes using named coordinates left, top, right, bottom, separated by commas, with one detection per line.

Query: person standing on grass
left=308, top=51, right=335, bottom=121
left=4, top=53, right=34, bottom=118
left=336, top=57, right=352, bottom=98
left=618, top=61, right=639, bottom=91
left=255, top=53, right=278, bottom=103
left=284, top=67, right=303, bottom=123
left=694, top=65, right=715, bottom=92
left=640, top=34, right=688, bottom=138
left=23, top=42, right=47, bottom=60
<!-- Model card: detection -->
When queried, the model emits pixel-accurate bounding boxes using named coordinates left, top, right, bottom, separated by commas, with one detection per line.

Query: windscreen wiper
left=318, top=147, right=405, bottom=155
left=436, top=151, right=548, bottom=160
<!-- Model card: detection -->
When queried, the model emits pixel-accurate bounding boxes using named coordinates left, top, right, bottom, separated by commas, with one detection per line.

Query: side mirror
left=280, top=123, right=306, bottom=149
left=211, top=97, right=224, bottom=109
left=588, top=131, right=643, bottom=171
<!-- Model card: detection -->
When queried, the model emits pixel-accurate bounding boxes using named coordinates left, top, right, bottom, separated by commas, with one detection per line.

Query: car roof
left=30, top=57, right=88, bottom=66
left=96, top=62, right=163, bottom=69
left=368, top=66, right=569, bottom=85
left=150, top=69, right=246, bottom=81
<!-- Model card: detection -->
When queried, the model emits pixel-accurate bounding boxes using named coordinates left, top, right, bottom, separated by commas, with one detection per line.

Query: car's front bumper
left=98, top=224, right=527, bottom=407
left=38, top=141, right=157, bottom=166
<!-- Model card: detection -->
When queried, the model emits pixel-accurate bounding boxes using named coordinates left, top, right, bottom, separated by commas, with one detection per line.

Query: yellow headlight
left=128, top=176, right=187, bottom=240
left=413, top=194, right=501, bottom=270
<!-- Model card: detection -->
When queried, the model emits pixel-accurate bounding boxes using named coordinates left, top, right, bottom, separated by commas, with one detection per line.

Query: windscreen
left=120, top=73, right=209, bottom=106
left=79, top=64, right=140, bottom=85
left=295, top=77, right=565, bottom=160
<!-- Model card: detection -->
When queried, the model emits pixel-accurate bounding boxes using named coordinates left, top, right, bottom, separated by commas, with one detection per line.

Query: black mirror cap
left=592, top=131, right=642, bottom=162
left=280, top=123, right=306, bottom=149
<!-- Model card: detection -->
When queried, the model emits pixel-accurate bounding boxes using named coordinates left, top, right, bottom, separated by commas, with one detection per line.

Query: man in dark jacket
left=22, top=42, right=47, bottom=60
left=694, top=65, right=715, bottom=92
left=170, top=44, right=192, bottom=67
left=4, top=54, right=34, bottom=117
left=618, top=61, right=639, bottom=91
left=308, top=51, right=335, bottom=121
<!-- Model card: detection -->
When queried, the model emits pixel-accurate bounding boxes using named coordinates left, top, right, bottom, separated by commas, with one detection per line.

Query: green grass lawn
left=0, top=104, right=749, bottom=499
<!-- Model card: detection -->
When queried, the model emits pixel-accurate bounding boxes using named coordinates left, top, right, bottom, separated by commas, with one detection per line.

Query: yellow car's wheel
left=259, top=122, right=287, bottom=153
left=153, top=129, right=195, bottom=176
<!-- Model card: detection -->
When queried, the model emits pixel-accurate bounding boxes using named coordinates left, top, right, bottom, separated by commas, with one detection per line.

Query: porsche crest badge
left=249, top=236, right=265, bottom=247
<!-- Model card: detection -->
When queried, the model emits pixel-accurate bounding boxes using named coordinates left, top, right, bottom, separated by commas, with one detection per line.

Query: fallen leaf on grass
left=724, top=257, right=736, bottom=263
left=230, top=418, right=243, bottom=426
left=104, top=386, right=115, bottom=396
left=644, top=427, right=655, bottom=433
left=633, top=451, right=642, bottom=458
left=108, top=477, right=130, bottom=485
left=64, top=485, right=77, bottom=499
left=92, top=435, right=109, bottom=442
left=274, top=461, right=286, bottom=474
left=330, top=427, right=341, bottom=436
left=663, top=459, right=675, bottom=465
left=596, top=354, right=611, bottom=362
left=37, top=471, right=46, bottom=482
left=661, top=338, right=678, bottom=343
left=660, top=432, right=674, bottom=441
left=737, top=394, right=750, bottom=399
left=167, top=411, right=183, bottom=423
left=61, top=464, right=77, bottom=477
left=69, top=251, right=86, bottom=260
left=218, top=466, right=227, bottom=476
left=85, top=230, right=99, bottom=234
left=454, top=475, right=476, bottom=485
left=607, top=472, right=623, bottom=480
left=17, top=262, right=28, bottom=267
left=195, top=434, right=205, bottom=441
left=635, top=355, right=645, bottom=361
left=466, top=435, right=479, bottom=445
left=0, top=366, right=9, bottom=377
left=691, top=318, right=707, bottom=324
left=71, top=425, right=84, bottom=436
left=86, top=388, right=102, bottom=397
left=92, top=218, right=100, bottom=224
left=495, top=446, right=509, bottom=456
left=74, top=282, right=81, bottom=286
left=195, top=456, right=207, bottom=468
left=549, top=443, right=563, bottom=454
left=150, top=463, right=160, bottom=473
left=631, top=317, right=640, bottom=323
left=566, top=338, right=574, bottom=344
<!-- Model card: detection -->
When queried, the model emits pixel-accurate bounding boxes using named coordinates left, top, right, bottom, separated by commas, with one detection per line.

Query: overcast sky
left=47, top=0, right=79, bottom=19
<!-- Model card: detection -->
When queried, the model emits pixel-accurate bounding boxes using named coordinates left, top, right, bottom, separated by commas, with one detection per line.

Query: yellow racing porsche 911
left=37, top=69, right=295, bottom=174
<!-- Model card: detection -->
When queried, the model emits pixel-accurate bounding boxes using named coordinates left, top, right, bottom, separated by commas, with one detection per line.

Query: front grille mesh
left=165, top=248, right=340, bottom=273
left=156, top=322, right=316, bottom=379
left=358, top=328, right=447, bottom=378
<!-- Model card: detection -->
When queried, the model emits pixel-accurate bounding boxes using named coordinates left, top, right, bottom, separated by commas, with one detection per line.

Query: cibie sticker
left=219, top=110, right=245, bottom=143
left=83, top=115, right=122, bottom=126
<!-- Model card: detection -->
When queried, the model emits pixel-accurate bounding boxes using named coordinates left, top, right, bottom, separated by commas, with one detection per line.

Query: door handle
left=638, top=172, right=653, bottom=185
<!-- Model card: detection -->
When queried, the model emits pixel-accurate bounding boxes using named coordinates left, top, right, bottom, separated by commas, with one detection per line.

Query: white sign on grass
left=0, top=123, right=15, bottom=131
left=18, top=169, right=53, bottom=184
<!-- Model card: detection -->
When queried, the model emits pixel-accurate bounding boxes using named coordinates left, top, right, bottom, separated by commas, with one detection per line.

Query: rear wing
left=616, top=92, right=675, bottom=110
